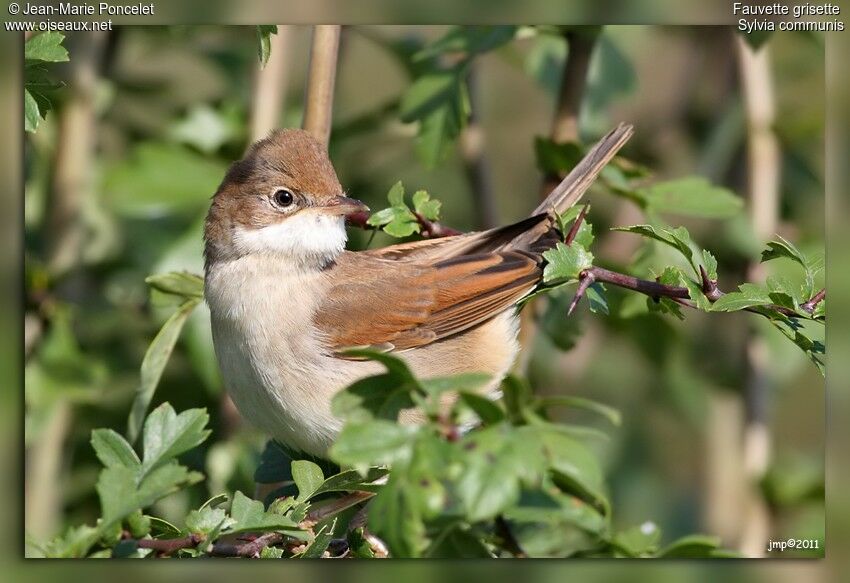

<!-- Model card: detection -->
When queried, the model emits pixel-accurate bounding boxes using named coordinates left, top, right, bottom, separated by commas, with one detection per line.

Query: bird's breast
left=204, top=255, right=376, bottom=456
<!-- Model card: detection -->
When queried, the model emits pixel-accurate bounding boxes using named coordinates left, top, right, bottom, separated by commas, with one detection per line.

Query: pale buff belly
left=206, top=257, right=521, bottom=458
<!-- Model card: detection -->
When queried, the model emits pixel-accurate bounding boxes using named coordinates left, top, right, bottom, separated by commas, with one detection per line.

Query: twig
left=301, top=491, right=375, bottom=529
left=345, top=211, right=462, bottom=238
left=567, top=270, right=595, bottom=315
left=564, top=204, right=589, bottom=246
left=735, top=34, right=780, bottom=557
left=550, top=29, right=598, bottom=145
left=302, top=25, right=341, bottom=148
left=209, top=532, right=284, bottom=558
left=801, top=288, right=825, bottom=314
left=135, top=533, right=203, bottom=555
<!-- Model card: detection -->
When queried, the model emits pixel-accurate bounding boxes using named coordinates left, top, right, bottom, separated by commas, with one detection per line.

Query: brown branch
left=550, top=29, right=598, bottom=144
left=302, top=25, right=341, bottom=148
left=301, top=490, right=375, bottom=529
left=135, top=533, right=203, bottom=555
left=564, top=204, right=590, bottom=246
left=209, top=532, right=284, bottom=558
left=801, top=288, right=825, bottom=314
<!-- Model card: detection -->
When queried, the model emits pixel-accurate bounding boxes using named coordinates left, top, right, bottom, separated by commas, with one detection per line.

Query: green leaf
left=459, top=392, right=505, bottom=425
left=145, top=272, right=204, bottom=300
left=536, top=395, right=621, bottom=426
left=400, top=69, right=468, bottom=168
left=542, top=242, right=594, bottom=284
left=292, top=460, right=324, bottom=501
left=387, top=180, right=405, bottom=207
left=331, top=373, right=417, bottom=423
left=330, top=421, right=418, bottom=474
left=25, top=32, right=70, bottom=63
left=415, top=97, right=465, bottom=168
left=313, top=467, right=389, bottom=496
left=412, top=190, right=441, bottom=221
left=612, top=224, right=696, bottom=273
left=127, top=298, right=201, bottom=443
left=90, top=429, right=141, bottom=470
left=185, top=505, right=234, bottom=536
left=538, top=427, right=608, bottom=514
left=414, top=26, right=517, bottom=61
left=43, top=525, right=101, bottom=558
left=298, top=519, right=337, bottom=558
left=96, top=466, right=139, bottom=525
left=456, top=424, right=547, bottom=521
left=419, top=372, right=491, bottom=396
left=256, top=25, right=277, bottom=67
left=366, top=182, right=422, bottom=238
left=701, top=249, right=718, bottom=280
left=426, top=524, right=493, bottom=558
left=612, top=522, right=661, bottom=557
left=501, top=375, right=533, bottom=423
left=369, top=475, right=427, bottom=557
left=140, top=404, right=211, bottom=476
left=761, top=235, right=807, bottom=267
left=104, top=142, right=228, bottom=218
left=657, top=534, right=722, bottom=558
left=586, top=282, right=608, bottom=314
left=24, top=89, right=41, bottom=133
left=638, top=177, right=742, bottom=218
left=710, top=283, right=772, bottom=312
left=229, top=491, right=304, bottom=535
left=400, top=69, right=462, bottom=122
left=136, top=462, right=202, bottom=509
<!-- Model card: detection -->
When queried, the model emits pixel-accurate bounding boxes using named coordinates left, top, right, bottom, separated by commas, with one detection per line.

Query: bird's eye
left=273, top=188, right=294, bottom=208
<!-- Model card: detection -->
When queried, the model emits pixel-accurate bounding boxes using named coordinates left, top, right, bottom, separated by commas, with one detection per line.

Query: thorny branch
left=562, top=211, right=825, bottom=319
left=346, top=204, right=826, bottom=321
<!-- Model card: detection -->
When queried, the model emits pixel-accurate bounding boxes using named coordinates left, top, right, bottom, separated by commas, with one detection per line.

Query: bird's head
left=204, top=129, right=368, bottom=268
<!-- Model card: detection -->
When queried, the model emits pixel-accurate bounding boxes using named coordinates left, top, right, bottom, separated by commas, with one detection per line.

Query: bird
left=203, top=123, right=633, bottom=458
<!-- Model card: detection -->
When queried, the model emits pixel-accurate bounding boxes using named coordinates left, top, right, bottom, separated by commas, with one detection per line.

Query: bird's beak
left=316, top=196, right=370, bottom=217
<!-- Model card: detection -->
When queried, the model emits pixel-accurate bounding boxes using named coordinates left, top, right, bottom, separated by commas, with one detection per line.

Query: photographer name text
left=18, top=2, right=154, bottom=16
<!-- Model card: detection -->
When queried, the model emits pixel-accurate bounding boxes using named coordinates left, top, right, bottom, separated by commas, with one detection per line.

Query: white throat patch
left=232, top=213, right=347, bottom=267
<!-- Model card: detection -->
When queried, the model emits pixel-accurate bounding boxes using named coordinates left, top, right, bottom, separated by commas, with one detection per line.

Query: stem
left=302, top=25, right=341, bottom=148
left=521, top=28, right=599, bottom=373
left=550, top=29, right=598, bottom=144
left=736, top=34, right=780, bottom=558
left=209, top=532, right=284, bottom=558
left=249, top=25, right=292, bottom=142
left=801, top=288, right=825, bottom=314
left=460, top=65, right=499, bottom=229
left=301, top=490, right=375, bottom=528
left=136, top=533, right=203, bottom=555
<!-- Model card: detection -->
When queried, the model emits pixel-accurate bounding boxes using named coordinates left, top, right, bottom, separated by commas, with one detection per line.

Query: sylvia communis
left=204, top=123, right=633, bottom=457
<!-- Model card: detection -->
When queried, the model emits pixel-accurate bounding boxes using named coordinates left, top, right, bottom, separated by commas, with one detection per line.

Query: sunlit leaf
left=127, top=299, right=201, bottom=443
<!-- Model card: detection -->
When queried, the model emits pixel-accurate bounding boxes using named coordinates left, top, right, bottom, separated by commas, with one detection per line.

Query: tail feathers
left=533, top=122, right=634, bottom=216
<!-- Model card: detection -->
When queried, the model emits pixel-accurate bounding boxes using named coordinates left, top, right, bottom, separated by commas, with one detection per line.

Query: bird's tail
left=533, top=122, right=634, bottom=217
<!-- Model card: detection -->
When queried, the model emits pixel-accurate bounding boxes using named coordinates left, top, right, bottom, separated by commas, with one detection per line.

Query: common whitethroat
left=204, top=123, right=633, bottom=457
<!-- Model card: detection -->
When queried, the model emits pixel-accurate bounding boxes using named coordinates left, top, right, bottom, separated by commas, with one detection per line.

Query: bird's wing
left=362, top=213, right=558, bottom=262
left=313, top=249, right=542, bottom=353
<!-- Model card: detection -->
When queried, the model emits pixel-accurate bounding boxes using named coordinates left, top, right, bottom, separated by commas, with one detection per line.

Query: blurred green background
left=23, top=25, right=824, bottom=559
